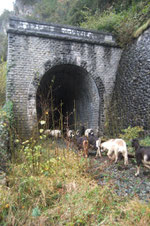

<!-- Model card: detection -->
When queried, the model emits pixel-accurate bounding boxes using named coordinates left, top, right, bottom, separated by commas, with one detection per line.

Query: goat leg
left=123, top=153, right=128, bottom=165
left=114, top=150, right=119, bottom=163
left=143, top=164, right=150, bottom=169
left=96, top=147, right=102, bottom=158
left=135, top=166, right=140, bottom=176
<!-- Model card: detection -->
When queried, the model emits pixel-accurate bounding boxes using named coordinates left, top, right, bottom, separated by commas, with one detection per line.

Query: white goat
left=44, top=129, right=51, bottom=136
left=85, top=128, right=94, bottom=137
left=95, top=138, right=102, bottom=157
left=100, top=139, right=128, bottom=165
left=44, top=129, right=61, bottom=138
left=66, top=130, right=75, bottom=138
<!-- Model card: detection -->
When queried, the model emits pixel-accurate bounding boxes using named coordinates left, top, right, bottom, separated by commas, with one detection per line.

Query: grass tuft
left=133, top=19, right=150, bottom=38
left=0, top=138, right=150, bottom=225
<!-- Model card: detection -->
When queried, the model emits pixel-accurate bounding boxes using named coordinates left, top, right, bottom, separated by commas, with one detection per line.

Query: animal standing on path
left=100, top=139, right=128, bottom=165
left=83, top=139, right=89, bottom=158
left=132, top=139, right=150, bottom=176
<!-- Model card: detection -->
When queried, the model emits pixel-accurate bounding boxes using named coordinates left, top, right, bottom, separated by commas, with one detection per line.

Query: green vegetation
left=119, top=126, right=144, bottom=142
left=25, top=0, right=116, bottom=25
left=0, top=10, right=9, bottom=108
left=140, top=136, right=150, bottom=146
left=0, top=10, right=10, bottom=61
left=133, top=19, right=150, bottom=38
left=14, top=0, right=149, bottom=46
left=0, top=0, right=149, bottom=60
left=0, top=34, right=7, bottom=61
left=0, top=60, right=7, bottom=108
left=0, top=101, right=14, bottom=171
left=80, top=0, right=150, bottom=46
left=0, top=118, right=150, bottom=224
left=0, top=1, right=150, bottom=224
left=0, top=134, right=150, bottom=225
left=119, top=126, right=144, bottom=154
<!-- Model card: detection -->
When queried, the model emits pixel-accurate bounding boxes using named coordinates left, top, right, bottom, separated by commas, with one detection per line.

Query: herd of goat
left=44, top=127, right=150, bottom=176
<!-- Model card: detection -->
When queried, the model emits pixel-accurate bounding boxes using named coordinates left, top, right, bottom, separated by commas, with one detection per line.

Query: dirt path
left=88, top=152, right=150, bottom=201
left=52, top=139, right=150, bottom=201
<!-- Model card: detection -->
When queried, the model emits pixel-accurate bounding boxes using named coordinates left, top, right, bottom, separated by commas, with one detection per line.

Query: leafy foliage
left=119, top=126, right=144, bottom=141
left=0, top=10, right=11, bottom=60
left=0, top=34, right=7, bottom=61
left=28, top=0, right=114, bottom=25
left=140, top=136, right=150, bottom=146
left=0, top=101, right=14, bottom=171
left=81, top=0, right=150, bottom=46
left=1, top=101, right=13, bottom=122
left=0, top=0, right=149, bottom=61
left=0, top=60, right=7, bottom=107
left=23, top=0, right=150, bottom=35
left=133, top=19, right=150, bottom=38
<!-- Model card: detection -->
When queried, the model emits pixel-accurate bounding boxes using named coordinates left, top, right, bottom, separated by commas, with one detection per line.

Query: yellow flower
left=39, top=129, right=44, bottom=133
left=45, top=111, right=49, bottom=115
left=5, top=204, right=9, bottom=208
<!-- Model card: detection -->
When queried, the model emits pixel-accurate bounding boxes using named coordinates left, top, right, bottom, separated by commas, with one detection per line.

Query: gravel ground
left=57, top=139, right=150, bottom=202
left=88, top=152, right=150, bottom=202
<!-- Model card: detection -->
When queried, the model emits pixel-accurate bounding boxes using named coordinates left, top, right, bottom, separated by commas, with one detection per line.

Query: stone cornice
left=7, top=17, right=119, bottom=47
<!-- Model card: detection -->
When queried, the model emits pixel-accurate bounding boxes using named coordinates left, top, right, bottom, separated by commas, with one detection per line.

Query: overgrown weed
left=0, top=137, right=150, bottom=225
left=80, top=1, right=150, bottom=47
left=0, top=59, right=7, bottom=107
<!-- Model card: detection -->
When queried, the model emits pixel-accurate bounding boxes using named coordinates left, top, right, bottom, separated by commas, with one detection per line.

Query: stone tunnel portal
left=36, top=64, right=100, bottom=131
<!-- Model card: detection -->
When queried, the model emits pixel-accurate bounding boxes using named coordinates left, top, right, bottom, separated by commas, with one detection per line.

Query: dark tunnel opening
left=36, top=64, right=99, bottom=130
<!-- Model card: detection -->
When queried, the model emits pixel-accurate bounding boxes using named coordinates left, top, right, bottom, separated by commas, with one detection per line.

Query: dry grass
left=133, top=19, right=150, bottom=38
left=0, top=139, right=150, bottom=225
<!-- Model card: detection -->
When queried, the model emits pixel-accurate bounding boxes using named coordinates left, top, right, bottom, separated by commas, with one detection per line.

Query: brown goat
left=83, top=140, right=89, bottom=158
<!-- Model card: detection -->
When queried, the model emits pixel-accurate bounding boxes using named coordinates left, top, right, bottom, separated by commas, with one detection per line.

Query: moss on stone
left=133, top=19, right=150, bottom=38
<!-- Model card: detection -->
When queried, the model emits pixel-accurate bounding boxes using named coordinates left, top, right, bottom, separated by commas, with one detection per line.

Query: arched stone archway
left=7, top=18, right=122, bottom=138
left=27, top=62, right=100, bottom=134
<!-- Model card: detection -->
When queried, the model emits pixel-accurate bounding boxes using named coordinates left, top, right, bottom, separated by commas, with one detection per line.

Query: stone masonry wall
left=111, top=27, right=150, bottom=131
left=7, top=18, right=122, bottom=137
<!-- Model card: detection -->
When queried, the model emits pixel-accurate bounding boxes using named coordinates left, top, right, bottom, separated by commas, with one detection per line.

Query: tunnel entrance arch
left=7, top=18, right=122, bottom=137
left=30, top=63, right=100, bottom=132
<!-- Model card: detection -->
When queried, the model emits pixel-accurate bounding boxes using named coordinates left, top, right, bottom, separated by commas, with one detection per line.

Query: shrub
left=140, top=136, right=150, bottom=146
left=0, top=101, right=14, bottom=171
left=80, top=1, right=150, bottom=47
left=119, top=126, right=144, bottom=141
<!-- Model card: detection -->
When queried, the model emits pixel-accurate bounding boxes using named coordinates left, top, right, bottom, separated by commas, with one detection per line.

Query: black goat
left=88, top=134, right=102, bottom=157
left=132, top=139, right=150, bottom=176
left=88, top=134, right=97, bottom=150
left=76, top=132, right=101, bottom=157
left=76, top=136, right=88, bottom=151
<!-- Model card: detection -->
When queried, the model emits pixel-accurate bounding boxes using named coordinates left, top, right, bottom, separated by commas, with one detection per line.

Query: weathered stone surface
left=7, top=17, right=122, bottom=138
left=112, top=27, right=150, bottom=131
